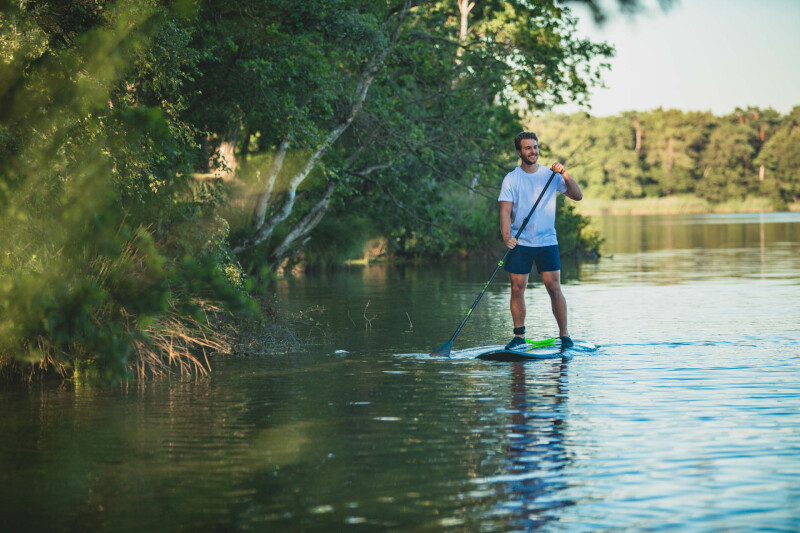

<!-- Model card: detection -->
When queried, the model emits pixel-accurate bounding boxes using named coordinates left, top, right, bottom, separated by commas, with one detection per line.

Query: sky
left=553, top=0, right=800, bottom=117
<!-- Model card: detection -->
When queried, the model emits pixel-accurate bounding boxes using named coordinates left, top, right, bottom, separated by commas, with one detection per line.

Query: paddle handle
left=444, top=170, right=558, bottom=344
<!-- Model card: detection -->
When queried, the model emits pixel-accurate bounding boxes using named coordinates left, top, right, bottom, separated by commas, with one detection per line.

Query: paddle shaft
left=443, top=170, right=558, bottom=346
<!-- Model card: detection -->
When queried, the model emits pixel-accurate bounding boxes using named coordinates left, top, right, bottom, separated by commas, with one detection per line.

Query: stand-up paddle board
left=476, top=338, right=597, bottom=361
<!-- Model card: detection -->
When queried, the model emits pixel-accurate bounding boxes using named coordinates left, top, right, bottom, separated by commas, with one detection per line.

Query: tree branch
left=268, top=181, right=336, bottom=269
left=252, top=139, right=289, bottom=223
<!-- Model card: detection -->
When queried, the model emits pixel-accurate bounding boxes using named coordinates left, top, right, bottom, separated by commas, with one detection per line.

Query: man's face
left=517, top=139, right=539, bottom=165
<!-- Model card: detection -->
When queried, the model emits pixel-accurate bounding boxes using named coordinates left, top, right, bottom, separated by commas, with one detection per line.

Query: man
left=498, top=131, right=583, bottom=350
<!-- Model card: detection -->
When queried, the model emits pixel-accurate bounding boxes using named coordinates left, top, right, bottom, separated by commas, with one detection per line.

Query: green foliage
left=696, top=121, right=756, bottom=202
left=0, top=0, right=249, bottom=383
left=755, top=107, right=800, bottom=207
left=185, top=0, right=386, bottom=146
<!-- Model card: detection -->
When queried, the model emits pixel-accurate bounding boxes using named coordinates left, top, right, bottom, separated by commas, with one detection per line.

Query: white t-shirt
left=498, top=165, right=567, bottom=247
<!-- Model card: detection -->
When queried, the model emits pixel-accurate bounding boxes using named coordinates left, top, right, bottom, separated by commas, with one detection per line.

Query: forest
left=532, top=107, right=800, bottom=210
left=1, top=0, right=796, bottom=382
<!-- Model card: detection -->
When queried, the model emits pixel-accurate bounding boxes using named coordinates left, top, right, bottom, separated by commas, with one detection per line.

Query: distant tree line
left=532, top=107, right=800, bottom=207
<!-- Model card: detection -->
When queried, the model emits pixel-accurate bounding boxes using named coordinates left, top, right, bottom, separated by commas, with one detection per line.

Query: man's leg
left=541, top=270, right=569, bottom=338
left=509, top=272, right=529, bottom=337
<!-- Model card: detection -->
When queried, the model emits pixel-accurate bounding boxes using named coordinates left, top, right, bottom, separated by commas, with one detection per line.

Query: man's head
left=514, top=131, right=538, bottom=151
left=515, top=131, right=539, bottom=166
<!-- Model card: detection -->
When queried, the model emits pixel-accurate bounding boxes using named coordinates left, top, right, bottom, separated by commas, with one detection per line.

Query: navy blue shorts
left=503, top=244, right=561, bottom=274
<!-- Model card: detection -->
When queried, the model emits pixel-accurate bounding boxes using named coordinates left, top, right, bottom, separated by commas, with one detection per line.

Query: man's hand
left=551, top=161, right=583, bottom=201
left=504, top=235, right=518, bottom=250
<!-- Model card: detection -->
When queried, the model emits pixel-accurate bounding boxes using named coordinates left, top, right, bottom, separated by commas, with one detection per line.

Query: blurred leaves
left=0, top=0, right=249, bottom=383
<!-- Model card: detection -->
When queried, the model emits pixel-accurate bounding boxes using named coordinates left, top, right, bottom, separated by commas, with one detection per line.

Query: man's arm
left=562, top=170, right=583, bottom=201
left=499, top=201, right=517, bottom=249
left=551, top=162, right=583, bottom=201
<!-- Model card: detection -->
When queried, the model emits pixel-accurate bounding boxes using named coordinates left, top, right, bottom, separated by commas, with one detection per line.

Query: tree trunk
left=665, top=137, right=673, bottom=195
left=633, top=117, right=643, bottom=155
left=268, top=182, right=336, bottom=270
left=252, top=139, right=289, bottom=224
left=458, top=0, right=475, bottom=46
left=666, top=137, right=673, bottom=173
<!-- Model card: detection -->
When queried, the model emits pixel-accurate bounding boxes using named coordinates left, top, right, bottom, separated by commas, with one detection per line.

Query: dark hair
left=514, top=131, right=538, bottom=151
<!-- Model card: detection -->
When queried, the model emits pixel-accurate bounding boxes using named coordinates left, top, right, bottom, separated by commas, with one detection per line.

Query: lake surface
left=2, top=213, right=799, bottom=531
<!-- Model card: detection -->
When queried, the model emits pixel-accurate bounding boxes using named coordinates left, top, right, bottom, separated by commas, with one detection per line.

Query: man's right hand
left=504, top=236, right=518, bottom=249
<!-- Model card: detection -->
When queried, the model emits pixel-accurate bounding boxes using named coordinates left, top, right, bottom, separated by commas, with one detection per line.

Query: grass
left=132, top=299, right=232, bottom=379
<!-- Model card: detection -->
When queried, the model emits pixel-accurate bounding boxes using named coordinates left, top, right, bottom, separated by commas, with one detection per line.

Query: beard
left=520, top=153, right=538, bottom=166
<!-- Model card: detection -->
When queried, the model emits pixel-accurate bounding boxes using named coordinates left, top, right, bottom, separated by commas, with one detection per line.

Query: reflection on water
left=582, top=212, right=800, bottom=284
left=1, top=213, right=799, bottom=531
left=593, top=212, right=800, bottom=254
left=477, top=360, right=572, bottom=530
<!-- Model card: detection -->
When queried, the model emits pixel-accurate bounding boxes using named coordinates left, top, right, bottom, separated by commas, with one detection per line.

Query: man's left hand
left=551, top=162, right=566, bottom=174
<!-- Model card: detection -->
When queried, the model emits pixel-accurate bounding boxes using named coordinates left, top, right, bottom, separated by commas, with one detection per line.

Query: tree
left=636, top=109, right=711, bottom=196
left=755, top=106, right=800, bottom=206
left=696, top=120, right=757, bottom=202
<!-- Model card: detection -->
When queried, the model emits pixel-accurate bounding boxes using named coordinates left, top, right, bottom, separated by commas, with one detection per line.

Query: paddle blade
left=430, top=341, right=453, bottom=358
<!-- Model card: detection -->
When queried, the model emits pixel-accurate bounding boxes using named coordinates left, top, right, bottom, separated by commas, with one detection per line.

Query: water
left=2, top=213, right=799, bottom=531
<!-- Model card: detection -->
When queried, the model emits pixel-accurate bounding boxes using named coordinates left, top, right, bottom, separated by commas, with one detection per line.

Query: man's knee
left=511, top=284, right=526, bottom=299
left=542, top=273, right=562, bottom=296
left=509, top=274, right=528, bottom=294
left=546, top=287, right=563, bottom=304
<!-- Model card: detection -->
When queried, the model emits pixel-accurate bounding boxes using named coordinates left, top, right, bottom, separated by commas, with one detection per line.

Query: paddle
left=430, top=169, right=559, bottom=357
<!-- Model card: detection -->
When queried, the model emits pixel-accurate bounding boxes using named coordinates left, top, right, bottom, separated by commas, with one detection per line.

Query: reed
left=131, top=298, right=232, bottom=379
